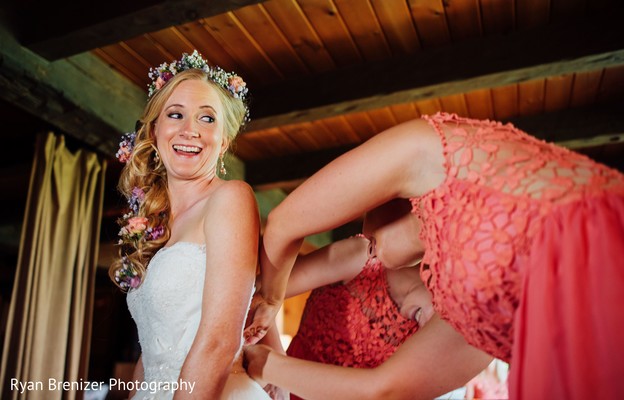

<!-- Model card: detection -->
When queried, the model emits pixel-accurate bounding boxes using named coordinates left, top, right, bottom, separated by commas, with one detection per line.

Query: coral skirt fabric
left=510, top=193, right=624, bottom=399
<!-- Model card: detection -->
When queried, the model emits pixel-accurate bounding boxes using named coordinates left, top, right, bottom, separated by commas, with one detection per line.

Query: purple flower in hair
left=145, top=225, right=165, bottom=241
left=129, top=187, right=145, bottom=214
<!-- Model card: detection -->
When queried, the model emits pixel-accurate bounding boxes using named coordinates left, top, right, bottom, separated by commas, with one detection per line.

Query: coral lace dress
left=412, top=113, right=624, bottom=399
left=287, top=258, right=419, bottom=400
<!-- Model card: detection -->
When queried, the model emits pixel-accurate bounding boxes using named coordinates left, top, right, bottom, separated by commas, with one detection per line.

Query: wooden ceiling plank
left=279, top=124, right=324, bottom=152
left=231, top=136, right=265, bottom=161
left=176, top=21, right=241, bottom=72
left=297, top=0, right=363, bottom=67
left=516, top=0, right=550, bottom=29
left=95, top=47, right=146, bottom=88
left=242, top=130, right=287, bottom=158
left=309, top=120, right=345, bottom=148
left=444, top=0, right=482, bottom=40
left=366, top=108, right=398, bottom=132
left=569, top=70, right=603, bottom=108
left=407, top=0, right=452, bottom=48
left=263, top=0, right=337, bottom=72
left=244, top=13, right=624, bottom=131
left=479, top=0, right=515, bottom=35
left=122, top=36, right=175, bottom=72
left=597, top=65, right=624, bottom=103
left=201, top=13, right=284, bottom=82
left=491, top=84, right=519, bottom=121
left=544, top=74, right=574, bottom=112
left=414, top=98, right=443, bottom=116
left=92, top=48, right=145, bottom=88
left=268, top=127, right=307, bottom=154
left=518, top=79, right=546, bottom=116
left=439, top=93, right=470, bottom=116
left=317, top=116, right=363, bottom=144
left=389, top=103, right=421, bottom=124
left=464, top=88, right=494, bottom=120
left=22, top=0, right=270, bottom=61
left=233, top=5, right=311, bottom=78
left=333, top=0, right=392, bottom=62
left=146, top=28, right=197, bottom=65
left=343, top=112, right=380, bottom=141
left=371, top=0, right=422, bottom=56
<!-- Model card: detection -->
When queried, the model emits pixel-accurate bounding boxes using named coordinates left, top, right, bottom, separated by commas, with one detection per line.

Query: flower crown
left=148, top=50, right=250, bottom=123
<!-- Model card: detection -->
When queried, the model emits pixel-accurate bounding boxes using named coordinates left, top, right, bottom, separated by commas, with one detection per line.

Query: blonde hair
left=109, top=68, right=247, bottom=289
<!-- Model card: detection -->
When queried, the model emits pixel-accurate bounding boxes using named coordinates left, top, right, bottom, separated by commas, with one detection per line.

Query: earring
left=219, top=155, right=227, bottom=176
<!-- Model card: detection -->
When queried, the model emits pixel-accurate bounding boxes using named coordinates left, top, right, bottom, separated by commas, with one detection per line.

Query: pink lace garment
left=411, top=112, right=624, bottom=362
left=287, top=258, right=419, bottom=369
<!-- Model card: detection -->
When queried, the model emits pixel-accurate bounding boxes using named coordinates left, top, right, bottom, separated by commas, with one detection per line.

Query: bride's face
left=153, top=79, right=226, bottom=181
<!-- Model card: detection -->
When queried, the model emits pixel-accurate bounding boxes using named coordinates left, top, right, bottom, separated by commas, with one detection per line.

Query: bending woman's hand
left=243, top=344, right=274, bottom=385
left=244, top=297, right=281, bottom=345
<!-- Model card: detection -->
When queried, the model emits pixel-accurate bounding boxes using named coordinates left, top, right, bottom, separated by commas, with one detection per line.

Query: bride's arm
left=176, top=181, right=261, bottom=399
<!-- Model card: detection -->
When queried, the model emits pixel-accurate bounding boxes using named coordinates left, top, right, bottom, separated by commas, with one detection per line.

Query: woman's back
left=412, top=112, right=624, bottom=361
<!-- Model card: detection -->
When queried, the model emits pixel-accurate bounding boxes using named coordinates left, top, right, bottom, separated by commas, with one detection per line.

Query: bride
left=109, top=52, right=279, bottom=399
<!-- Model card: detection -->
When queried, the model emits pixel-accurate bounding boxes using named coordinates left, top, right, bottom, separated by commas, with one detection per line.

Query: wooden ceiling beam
left=16, top=0, right=268, bottom=61
left=0, top=24, right=145, bottom=156
left=245, top=102, right=624, bottom=188
left=246, top=10, right=624, bottom=131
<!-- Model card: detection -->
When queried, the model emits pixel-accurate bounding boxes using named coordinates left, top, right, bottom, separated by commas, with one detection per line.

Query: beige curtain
left=0, top=133, right=106, bottom=400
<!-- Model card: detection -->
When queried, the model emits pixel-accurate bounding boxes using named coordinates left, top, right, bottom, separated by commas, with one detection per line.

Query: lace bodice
left=411, top=113, right=624, bottom=360
left=287, top=259, right=419, bottom=367
left=127, top=242, right=248, bottom=398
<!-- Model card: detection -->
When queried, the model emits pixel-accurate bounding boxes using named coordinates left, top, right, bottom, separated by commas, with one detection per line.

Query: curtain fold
left=0, top=133, right=106, bottom=400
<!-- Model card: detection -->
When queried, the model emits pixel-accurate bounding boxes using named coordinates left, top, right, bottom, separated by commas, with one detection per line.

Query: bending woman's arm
left=245, top=315, right=491, bottom=400
left=245, top=118, right=446, bottom=342
left=286, top=235, right=368, bottom=298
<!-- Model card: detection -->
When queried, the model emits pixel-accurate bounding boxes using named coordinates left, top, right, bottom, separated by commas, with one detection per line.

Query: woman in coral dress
left=245, top=112, right=624, bottom=399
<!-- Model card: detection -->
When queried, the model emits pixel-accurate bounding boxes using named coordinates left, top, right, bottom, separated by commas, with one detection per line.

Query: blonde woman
left=110, top=52, right=278, bottom=399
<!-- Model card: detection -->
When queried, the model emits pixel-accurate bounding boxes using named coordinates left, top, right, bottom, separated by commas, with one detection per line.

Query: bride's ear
left=220, top=137, right=231, bottom=153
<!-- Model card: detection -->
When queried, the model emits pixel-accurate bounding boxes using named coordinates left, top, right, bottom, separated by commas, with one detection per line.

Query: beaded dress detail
left=287, top=258, right=419, bottom=368
left=127, top=242, right=269, bottom=400
left=411, top=113, right=624, bottom=361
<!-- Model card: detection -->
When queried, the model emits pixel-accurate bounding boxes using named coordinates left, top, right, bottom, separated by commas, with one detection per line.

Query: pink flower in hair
left=154, top=76, right=166, bottom=90
left=228, top=75, right=246, bottom=92
left=126, top=217, right=149, bottom=235
left=129, top=276, right=141, bottom=289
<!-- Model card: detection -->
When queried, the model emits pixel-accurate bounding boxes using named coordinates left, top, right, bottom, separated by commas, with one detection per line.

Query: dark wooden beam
left=17, top=0, right=268, bottom=61
left=0, top=24, right=145, bottom=156
left=245, top=102, right=624, bottom=188
left=246, top=10, right=624, bottom=131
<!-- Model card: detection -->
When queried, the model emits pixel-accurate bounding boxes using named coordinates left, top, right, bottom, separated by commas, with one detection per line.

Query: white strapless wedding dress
left=127, top=242, right=270, bottom=399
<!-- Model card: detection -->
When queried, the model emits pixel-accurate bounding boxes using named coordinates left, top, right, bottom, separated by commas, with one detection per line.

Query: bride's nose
left=180, top=120, right=200, bottom=138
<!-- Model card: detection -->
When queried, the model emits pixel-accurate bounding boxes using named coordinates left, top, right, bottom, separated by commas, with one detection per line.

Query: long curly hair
left=109, top=68, right=247, bottom=290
